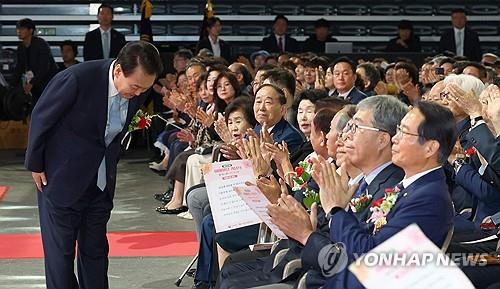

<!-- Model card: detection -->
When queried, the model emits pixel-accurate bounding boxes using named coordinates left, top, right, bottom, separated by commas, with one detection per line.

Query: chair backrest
left=441, top=225, right=454, bottom=252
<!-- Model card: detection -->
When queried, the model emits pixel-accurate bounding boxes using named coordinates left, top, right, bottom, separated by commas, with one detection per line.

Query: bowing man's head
left=113, top=41, right=164, bottom=99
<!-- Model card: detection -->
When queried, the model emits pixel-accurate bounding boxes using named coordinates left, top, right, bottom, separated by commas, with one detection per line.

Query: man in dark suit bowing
left=438, top=8, right=481, bottom=62
left=83, top=3, right=127, bottom=61
left=261, top=15, right=300, bottom=54
left=25, top=41, right=163, bottom=289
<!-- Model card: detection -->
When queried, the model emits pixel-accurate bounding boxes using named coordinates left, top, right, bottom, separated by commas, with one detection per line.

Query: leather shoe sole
left=156, top=206, right=188, bottom=214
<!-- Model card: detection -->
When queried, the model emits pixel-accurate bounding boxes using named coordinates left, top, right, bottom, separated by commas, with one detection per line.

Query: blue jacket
left=346, top=87, right=368, bottom=104
left=304, top=168, right=453, bottom=289
left=25, top=60, right=149, bottom=207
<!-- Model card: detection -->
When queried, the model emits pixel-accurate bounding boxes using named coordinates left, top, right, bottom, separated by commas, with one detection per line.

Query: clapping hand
left=177, top=129, right=194, bottom=143
left=314, top=66, right=326, bottom=90
left=239, top=136, right=272, bottom=177
left=267, top=180, right=318, bottom=245
left=446, top=83, right=482, bottom=118
left=220, top=141, right=242, bottom=160
left=214, top=113, right=232, bottom=144
left=311, top=155, right=358, bottom=213
left=196, top=107, right=215, bottom=128
left=246, top=175, right=282, bottom=203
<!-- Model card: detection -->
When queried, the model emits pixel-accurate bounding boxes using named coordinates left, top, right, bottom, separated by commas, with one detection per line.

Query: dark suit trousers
left=38, top=180, right=113, bottom=289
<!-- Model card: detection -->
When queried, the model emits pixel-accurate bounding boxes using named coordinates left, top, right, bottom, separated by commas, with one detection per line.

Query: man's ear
left=424, top=140, right=440, bottom=160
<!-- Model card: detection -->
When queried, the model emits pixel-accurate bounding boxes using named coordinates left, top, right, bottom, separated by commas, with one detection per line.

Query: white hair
left=443, top=74, right=485, bottom=97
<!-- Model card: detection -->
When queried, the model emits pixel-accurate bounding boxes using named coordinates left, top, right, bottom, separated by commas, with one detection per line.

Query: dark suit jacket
left=261, top=34, right=300, bottom=53
left=255, top=118, right=305, bottom=152
left=352, top=164, right=405, bottom=222
left=438, top=27, right=481, bottom=61
left=345, top=87, right=368, bottom=104
left=196, top=37, right=231, bottom=61
left=11, top=36, right=58, bottom=98
left=303, top=168, right=454, bottom=289
left=468, top=123, right=500, bottom=175
left=25, top=60, right=149, bottom=207
left=385, top=36, right=421, bottom=52
left=83, top=28, right=126, bottom=61
left=456, top=164, right=500, bottom=225
left=302, top=35, right=338, bottom=53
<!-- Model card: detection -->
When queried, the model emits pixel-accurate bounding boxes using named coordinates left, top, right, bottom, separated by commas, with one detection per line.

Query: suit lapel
left=97, top=60, right=112, bottom=146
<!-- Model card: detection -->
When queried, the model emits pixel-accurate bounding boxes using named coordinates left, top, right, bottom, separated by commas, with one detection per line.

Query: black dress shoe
left=154, top=190, right=172, bottom=203
left=156, top=205, right=188, bottom=214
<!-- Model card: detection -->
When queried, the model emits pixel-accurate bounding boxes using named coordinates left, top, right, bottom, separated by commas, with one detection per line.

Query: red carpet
left=0, top=232, right=197, bottom=259
left=0, top=186, right=10, bottom=201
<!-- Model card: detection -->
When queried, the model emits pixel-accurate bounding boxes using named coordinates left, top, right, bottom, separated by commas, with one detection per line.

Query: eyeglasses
left=346, top=122, right=387, bottom=135
left=396, top=124, right=420, bottom=137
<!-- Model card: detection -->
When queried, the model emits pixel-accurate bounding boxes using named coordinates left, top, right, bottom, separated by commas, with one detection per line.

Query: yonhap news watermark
left=352, top=251, right=491, bottom=267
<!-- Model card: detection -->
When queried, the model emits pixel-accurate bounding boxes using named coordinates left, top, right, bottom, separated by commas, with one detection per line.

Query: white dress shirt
left=209, top=35, right=221, bottom=58
left=454, top=27, right=465, bottom=57
left=401, top=166, right=442, bottom=190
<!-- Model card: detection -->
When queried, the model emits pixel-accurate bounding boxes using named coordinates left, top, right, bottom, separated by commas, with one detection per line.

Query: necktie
left=456, top=31, right=463, bottom=56
left=278, top=37, right=284, bottom=53
left=97, top=95, right=123, bottom=191
left=353, top=177, right=368, bottom=198
left=102, top=31, right=110, bottom=59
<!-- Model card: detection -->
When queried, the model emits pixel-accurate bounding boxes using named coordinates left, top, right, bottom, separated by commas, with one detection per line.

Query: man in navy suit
left=83, top=3, right=127, bottom=61
left=328, top=57, right=367, bottom=104
left=438, top=8, right=481, bottom=62
left=261, top=15, right=300, bottom=54
left=267, top=101, right=457, bottom=289
left=25, top=41, right=163, bottom=289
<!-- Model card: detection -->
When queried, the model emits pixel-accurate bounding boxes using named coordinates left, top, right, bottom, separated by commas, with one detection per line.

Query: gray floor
left=0, top=149, right=197, bottom=289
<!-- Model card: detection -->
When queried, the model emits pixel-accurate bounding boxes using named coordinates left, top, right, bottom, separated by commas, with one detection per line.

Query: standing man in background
left=83, top=3, right=126, bottom=61
left=438, top=8, right=481, bottom=62
left=11, top=18, right=58, bottom=106
left=25, top=41, right=163, bottom=289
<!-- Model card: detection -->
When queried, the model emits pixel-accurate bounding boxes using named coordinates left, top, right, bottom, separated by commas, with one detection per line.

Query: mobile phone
left=435, top=67, right=445, bottom=75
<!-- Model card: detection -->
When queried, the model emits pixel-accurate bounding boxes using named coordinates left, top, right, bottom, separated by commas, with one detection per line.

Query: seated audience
left=386, top=20, right=421, bottom=52
left=303, top=18, right=337, bottom=53
left=58, top=40, right=80, bottom=71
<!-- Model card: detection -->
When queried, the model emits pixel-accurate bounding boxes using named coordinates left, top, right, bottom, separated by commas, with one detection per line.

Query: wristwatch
left=470, top=116, right=483, bottom=127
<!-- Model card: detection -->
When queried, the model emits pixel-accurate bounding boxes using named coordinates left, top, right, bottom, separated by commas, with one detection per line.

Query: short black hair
left=98, top=3, right=114, bottom=15
left=206, top=17, right=221, bottom=28
left=60, top=40, right=78, bottom=56
left=274, top=14, right=288, bottom=24
left=224, top=97, right=257, bottom=128
left=330, top=56, right=356, bottom=74
left=398, top=20, right=413, bottom=30
left=232, top=63, right=253, bottom=86
left=439, top=57, right=455, bottom=67
left=174, top=48, right=193, bottom=60
left=395, top=62, right=419, bottom=85
left=16, top=18, right=36, bottom=33
left=415, top=101, right=457, bottom=164
left=255, top=83, right=287, bottom=105
left=451, top=8, right=466, bottom=15
left=463, top=61, right=487, bottom=79
left=293, top=89, right=327, bottom=109
left=116, top=41, right=163, bottom=77
left=313, top=108, right=338, bottom=136
left=315, top=18, right=329, bottom=29
left=261, top=68, right=296, bottom=97
left=358, top=63, right=381, bottom=92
